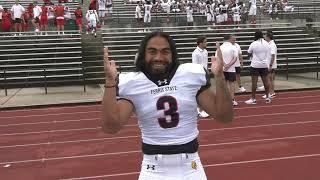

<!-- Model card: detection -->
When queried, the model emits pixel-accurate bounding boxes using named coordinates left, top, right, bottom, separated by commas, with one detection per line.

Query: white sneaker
left=199, top=111, right=210, bottom=118
left=238, top=86, right=246, bottom=93
left=257, top=86, right=265, bottom=91
left=233, top=100, right=238, bottom=106
left=266, top=97, right=271, bottom=104
left=245, top=98, right=257, bottom=105
left=262, top=93, right=276, bottom=99
left=270, top=93, right=276, bottom=98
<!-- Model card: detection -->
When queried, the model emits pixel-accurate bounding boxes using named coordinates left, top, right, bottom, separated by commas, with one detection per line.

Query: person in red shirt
left=74, top=6, right=83, bottom=33
left=40, top=3, right=48, bottom=34
left=89, top=0, right=97, bottom=10
left=54, top=2, right=65, bottom=34
left=1, top=8, right=11, bottom=32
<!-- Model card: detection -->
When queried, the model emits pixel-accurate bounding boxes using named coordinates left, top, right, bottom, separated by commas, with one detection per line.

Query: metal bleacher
left=0, top=32, right=84, bottom=95
left=0, top=0, right=84, bottom=95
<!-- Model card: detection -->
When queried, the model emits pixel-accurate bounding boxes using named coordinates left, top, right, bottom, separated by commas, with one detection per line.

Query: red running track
left=1, top=90, right=320, bottom=180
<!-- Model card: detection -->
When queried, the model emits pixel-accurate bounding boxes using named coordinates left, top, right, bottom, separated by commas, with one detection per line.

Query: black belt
left=142, top=138, right=199, bottom=155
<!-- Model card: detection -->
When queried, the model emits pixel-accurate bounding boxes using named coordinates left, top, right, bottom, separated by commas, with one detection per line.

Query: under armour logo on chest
left=157, top=79, right=168, bottom=86
left=147, top=165, right=155, bottom=170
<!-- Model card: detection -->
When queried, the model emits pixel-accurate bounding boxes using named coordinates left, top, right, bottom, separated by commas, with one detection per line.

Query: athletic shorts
left=223, top=72, right=236, bottom=82
left=56, top=19, right=65, bottom=26
left=250, top=67, right=268, bottom=76
left=14, top=18, right=22, bottom=23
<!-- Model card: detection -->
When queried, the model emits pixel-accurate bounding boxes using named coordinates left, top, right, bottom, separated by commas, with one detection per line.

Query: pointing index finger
left=104, top=47, right=109, bottom=62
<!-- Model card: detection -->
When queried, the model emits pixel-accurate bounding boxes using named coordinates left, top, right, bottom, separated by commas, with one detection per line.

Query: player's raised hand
left=211, top=42, right=224, bottom=77
left=103, top=47, right=118, bottom=82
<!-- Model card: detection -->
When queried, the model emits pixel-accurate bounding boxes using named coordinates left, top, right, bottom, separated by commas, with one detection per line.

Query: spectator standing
left=98, top=0, right=106, bottom=25
left=219, top=34, right=238, bottom=106
left=32, top=1, right=42, bottom=33
left=248, top=0, right=257, bottom=24
left=54, top=2, right=65, bottom=34
left=86, top=8, right=99, bottom=37
left=1, top=8, right=11, bottom=32
left=231, top=36, right=246, bottom=93
left=40, top=3, right=49, bottom=35
left=11, top=0, right=25, bottom=35
left=74, top=6, right=83, bottom=33
left=263, top=30, right=277, bottom=98
left=245, top=30, right=271, bottom=104
left=192, top=36, right=210, bottom=117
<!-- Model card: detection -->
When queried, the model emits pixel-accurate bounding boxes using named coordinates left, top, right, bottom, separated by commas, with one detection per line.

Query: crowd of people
left=128, top=0, right=295, bottom=28
left=0, top=0, right=76, bottom=35
left=0, top=0, right=105, bottom=36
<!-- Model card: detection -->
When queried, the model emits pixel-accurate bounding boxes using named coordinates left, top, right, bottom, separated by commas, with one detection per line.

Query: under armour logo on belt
left=157, top=79, right=168, bottom=85
left=147, top=165, right=155, bottom=170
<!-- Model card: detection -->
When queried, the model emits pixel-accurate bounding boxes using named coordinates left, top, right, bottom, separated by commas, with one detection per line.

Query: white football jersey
left=117, top=63, right=210, bottom=145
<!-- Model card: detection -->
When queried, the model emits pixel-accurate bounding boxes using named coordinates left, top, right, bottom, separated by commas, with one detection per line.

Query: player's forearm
left=214, top=75, right=233, bottom=123
left=101, top=80, right=121, bottom=134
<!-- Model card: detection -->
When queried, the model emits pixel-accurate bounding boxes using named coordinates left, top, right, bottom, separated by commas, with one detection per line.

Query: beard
left=145, top=61, right=171, bottom=79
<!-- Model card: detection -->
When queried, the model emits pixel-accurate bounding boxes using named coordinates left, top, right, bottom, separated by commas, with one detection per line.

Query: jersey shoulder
left=178, top=63, right=207, bottom=75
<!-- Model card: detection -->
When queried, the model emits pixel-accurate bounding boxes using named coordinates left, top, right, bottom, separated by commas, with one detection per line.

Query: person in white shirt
left=86, top=9, right=99, bottom=37
left=161, top=0, right=170, bottom=22
left=144, top=0, right=153, bottom=29
left=32, top=1, right=42, bottom=33
left=102, top=31, right=233, bottom=180
left=245, top=31, right=271, bottom=104
left=192, top=36, right=210, bottom=117
left=218, top=34, right=238, bottom=106
left=135, top=1, right=143, bottom=28
left=98, top=0, right=106, bottom=25
left=248, top=0, right=257, bottom=24
left=106, top=0, right=113, bottom=16
left=185, top=3, right=193, bottom=26
left=263, top=30, right=277, bottom=98
left=232, top=3, right=241, bottom=28
left=11, top=0, right=25, bottom=34
left=231, top=36, right=246, bottom=93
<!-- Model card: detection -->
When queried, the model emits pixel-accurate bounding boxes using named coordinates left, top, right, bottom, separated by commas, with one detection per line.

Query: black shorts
left=14, top=18, right=22, bottom=23
left=235, top=67, right=241, bottom=74
left=250, top=67, right=268, bottom=77
left=223, top=72, right=236, bottom=82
